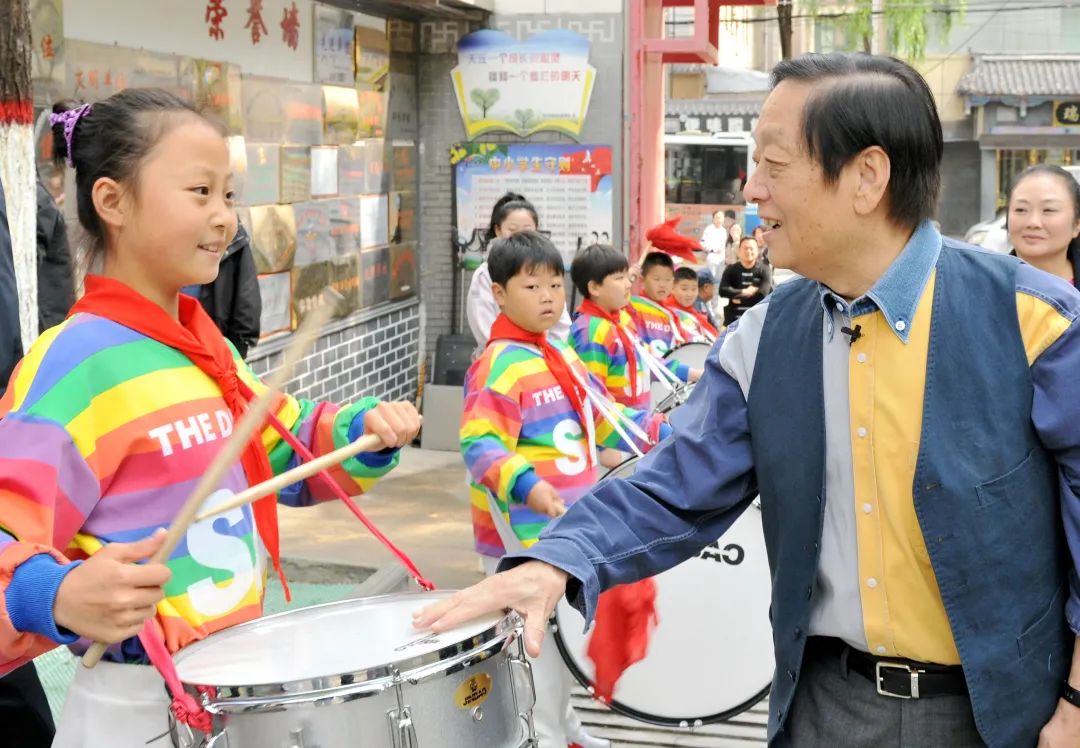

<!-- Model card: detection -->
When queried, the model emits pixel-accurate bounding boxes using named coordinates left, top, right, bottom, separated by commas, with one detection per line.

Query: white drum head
left=650, top=342, right=713, bottom=413
left=553, top=457, right=773, bottom=726
left=175, top=591, right=505, bottom=687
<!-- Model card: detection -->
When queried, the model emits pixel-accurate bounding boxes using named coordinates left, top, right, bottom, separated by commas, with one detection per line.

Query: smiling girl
left=0, top=89, right=419, bottom=746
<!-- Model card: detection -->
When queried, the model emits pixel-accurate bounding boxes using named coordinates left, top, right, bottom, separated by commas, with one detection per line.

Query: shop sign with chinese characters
left=451, top=30, right=596, bottom=140
left=1053, top=101, right=1080, bottom=129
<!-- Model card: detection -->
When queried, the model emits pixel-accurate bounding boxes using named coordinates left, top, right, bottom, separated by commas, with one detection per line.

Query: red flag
left=586, top=579, right=659, bottom=702
left=645, top=216, right=702, bottom=264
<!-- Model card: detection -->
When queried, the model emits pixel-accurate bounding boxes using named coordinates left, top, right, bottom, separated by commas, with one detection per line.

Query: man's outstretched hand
left=412, top=560, right=569, bottom=657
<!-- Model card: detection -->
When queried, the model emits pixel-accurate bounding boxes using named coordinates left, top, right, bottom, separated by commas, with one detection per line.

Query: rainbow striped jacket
left=0, top=313, right=396, bottom=674
left=462, top=337, right=667, bottom=557
left=569, top=308, right=687, bottom=410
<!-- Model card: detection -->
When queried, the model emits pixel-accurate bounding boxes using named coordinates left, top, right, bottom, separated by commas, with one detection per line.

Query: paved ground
left=36, top=445, right=768, bottom=746
left=278, top=445, right=485, bottom=590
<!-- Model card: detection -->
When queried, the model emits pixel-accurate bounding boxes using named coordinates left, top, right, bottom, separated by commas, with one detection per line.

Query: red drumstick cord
left=243, top=382, right=435, bottom=591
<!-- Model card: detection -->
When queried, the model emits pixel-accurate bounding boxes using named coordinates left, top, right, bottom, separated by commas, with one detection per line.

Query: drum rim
left=174, top=591, right=518, bottom=701
left=551, top=614, right=771, bottom=727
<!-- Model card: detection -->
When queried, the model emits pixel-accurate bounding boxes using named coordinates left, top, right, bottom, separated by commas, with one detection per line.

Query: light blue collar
left=818, top=220, right=941, bottom=343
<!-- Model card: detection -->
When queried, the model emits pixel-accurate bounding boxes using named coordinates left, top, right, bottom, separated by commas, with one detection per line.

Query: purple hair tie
left=48, top=103, right=92, bottom=167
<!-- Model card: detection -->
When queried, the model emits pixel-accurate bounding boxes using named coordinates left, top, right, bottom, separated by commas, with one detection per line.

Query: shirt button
left=867, top=577, right=878, bottom=589
left=857, top=352, right=867, bottom=363
left=835, top=302, right=844, bottom=312
left=895, top=320, right=907, bottom=332
left=862, top=503, right=873, bottom=514
left=806, top=586, right=813, bottom=600
left=857, top=427, right=867, bottom=438
left=876, top=645, right=887, bottom=655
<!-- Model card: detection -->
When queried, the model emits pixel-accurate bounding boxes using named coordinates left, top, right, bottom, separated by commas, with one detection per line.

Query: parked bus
left=664, top=132, right=756, bottom=240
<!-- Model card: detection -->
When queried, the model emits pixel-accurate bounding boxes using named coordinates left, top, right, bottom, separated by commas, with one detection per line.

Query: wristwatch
left=1061, top=681, right=1080, bottom=709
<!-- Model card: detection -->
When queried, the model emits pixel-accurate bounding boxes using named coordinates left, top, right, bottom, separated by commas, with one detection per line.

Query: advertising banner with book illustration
left=451, top=30, right=595, bottom=140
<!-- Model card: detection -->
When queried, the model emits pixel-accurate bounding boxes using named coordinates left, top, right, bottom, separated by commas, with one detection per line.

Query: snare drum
left=171, top=591, right=536, bottom=748
left=553, top=456, right=773, bottom=727
left=650, top=341, right=712, bottom=414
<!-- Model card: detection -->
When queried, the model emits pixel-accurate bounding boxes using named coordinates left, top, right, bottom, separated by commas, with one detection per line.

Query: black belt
left=808, top=636, right=968, bottom=699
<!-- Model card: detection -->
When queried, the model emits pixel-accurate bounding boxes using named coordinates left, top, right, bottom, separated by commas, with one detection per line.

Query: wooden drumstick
left=191, top=432, right=385, bottom=523
left=81, top=292, right=339, bottom=668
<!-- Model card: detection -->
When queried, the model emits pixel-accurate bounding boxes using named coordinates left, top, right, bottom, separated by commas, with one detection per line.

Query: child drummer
left=569, top=243, right=696, bottom=412
left=460, top=231, right=669, bottom=748
left=0, top=90, right=420, bottom=747
left=663, top=266, right=719, bottom=344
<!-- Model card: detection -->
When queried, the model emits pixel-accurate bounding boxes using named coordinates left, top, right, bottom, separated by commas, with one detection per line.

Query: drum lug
left=386, top=705, right=418, bottom=748
left=508, top=648, right=537, bottom=745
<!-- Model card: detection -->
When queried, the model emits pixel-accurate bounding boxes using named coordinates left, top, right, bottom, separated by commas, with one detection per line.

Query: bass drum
left=552, top=456, right=773, bottom=727
left=650, top=342, right=712, bottom=414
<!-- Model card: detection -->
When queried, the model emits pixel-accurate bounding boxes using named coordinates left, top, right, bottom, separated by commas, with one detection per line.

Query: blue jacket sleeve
left=1028, top=302, right=1080, bottom=635
left=499, top=336, right=758, bottom=624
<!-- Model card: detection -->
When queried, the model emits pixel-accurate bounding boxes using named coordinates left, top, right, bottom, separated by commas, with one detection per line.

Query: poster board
left=361, top=246, right=391, bottom=308
left=364, top=138, right=387, bottom=193
left=330, top=253, right=362, bottom=317
left=294, top=200, right=335, bottom=266
left=245, top=143, right=282, bottom=206
left=360, top=195, right=389, bottom=249
left=249, top=204, right=297, bottom=273
left=328, top=197, right=362, bottom=256
left=338, top=145, right=366, bottom=195
left=389, top=191, right=417, bottom=245
left=314, top=5, right=356, bottom=86
left=280, top=146, right=312, bottom=203
left=452, top=143, right=613, bottom=265
left=324, top=85, right=360, bottom=145
left=390, top=243, right=417, bottom=300
left=292, top=262, right=333, bottom=327
left=450, top=30, right=596, bottom=140
left=310, top=146, right=340, bottom=197
left=257, top=272, right=293, bottom=339
left=242, top=75, right=323, bottom=146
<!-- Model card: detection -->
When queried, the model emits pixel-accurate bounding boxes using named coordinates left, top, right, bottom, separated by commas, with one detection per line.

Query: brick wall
left=418, top=20, right=478, bottom=362
left=247, top=299, right=421, bottom=405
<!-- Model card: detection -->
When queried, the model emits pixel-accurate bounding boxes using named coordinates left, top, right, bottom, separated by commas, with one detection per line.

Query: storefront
left=25, top=0, right=489, bottom=406
left=958, top=54, right=1080, bottom=219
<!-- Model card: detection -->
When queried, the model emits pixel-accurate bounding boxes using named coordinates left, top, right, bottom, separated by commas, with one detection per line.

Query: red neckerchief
left=577, top=299, right=638, bottom=398
left=488, top=313, right=591, bottom=465
left=68, top=275, right=288, bottom=594
left=663, top=296, right=719, bottom=339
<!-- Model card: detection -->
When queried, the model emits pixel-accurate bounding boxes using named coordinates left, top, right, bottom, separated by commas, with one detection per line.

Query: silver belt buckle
left=875, top=661, right=921, bottom=699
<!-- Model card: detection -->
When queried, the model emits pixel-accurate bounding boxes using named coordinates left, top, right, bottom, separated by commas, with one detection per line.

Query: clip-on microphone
left=840, top=324, right=863, bottom=345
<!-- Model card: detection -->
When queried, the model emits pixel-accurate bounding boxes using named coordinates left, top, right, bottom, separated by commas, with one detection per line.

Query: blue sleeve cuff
left=659, top=422, right=673, bottom=441
left=675, top=362, right=692, bottom=382
left=509, top=469, right=541, bottom=505
left=6, top=554, right=82, bottom=644
left=347, top=406, right=401, bottom=468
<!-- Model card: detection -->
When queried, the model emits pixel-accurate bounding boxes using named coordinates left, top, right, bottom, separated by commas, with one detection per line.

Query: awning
left=324, top=0, right=492, bottom=20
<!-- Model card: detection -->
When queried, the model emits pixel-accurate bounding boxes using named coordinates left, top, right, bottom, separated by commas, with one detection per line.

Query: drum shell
left=170, top=594, right=534, bottom=748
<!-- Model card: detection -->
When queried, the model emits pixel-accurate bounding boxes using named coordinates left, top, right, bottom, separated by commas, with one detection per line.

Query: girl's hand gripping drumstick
left=192, top=433, right=386, bottom=523
left=80, top=293, right=339, bottom=668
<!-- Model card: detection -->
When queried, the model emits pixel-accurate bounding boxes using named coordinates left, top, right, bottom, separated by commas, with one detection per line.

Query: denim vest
left=747, top=241, right=1071, bottom=747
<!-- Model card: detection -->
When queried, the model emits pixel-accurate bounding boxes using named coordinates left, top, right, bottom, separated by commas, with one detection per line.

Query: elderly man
left=417, top=53, right=1080, bottom=748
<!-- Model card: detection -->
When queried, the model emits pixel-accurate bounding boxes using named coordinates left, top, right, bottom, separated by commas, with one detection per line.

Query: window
left=996, top=148, right=1080, bottom=209
left=665, top=143, right=748, bottom=205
